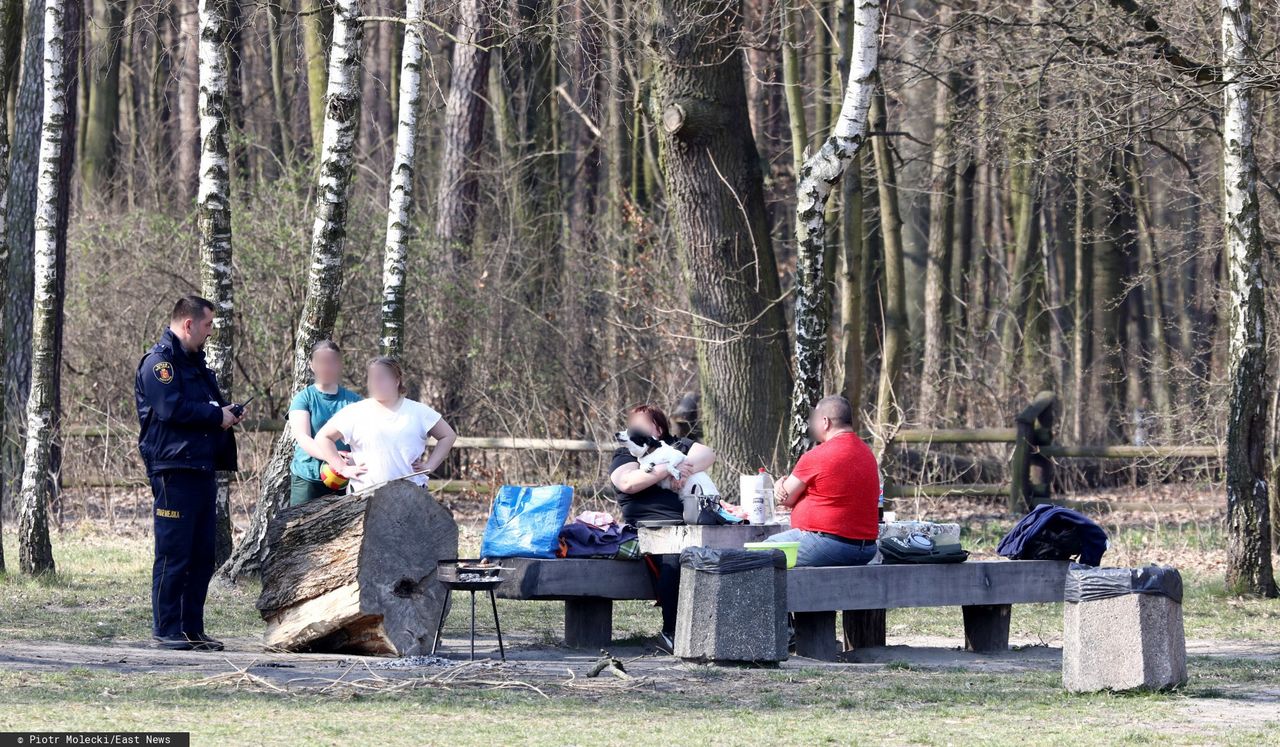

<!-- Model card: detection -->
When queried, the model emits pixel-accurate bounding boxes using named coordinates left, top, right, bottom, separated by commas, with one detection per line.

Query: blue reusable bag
left=480, top=485, right=575, bottom=559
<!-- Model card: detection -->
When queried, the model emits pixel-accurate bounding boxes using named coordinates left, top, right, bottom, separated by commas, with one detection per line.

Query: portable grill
left=432, top=559, right=509, bottom=661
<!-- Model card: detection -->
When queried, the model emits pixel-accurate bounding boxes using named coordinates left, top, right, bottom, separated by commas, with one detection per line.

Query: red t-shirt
left=789, top=431, right=879, bottom=540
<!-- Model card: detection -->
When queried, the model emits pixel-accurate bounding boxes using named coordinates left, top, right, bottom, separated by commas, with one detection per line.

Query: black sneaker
left=185, top=632, right=225, bottom=651
left=658, top=631, right=675, bottom=653
left=154, top=634, right=195, bottom=651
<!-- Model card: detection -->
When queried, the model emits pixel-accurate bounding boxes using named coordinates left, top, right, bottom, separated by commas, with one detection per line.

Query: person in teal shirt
left=288, top=340, right=362, bottom=506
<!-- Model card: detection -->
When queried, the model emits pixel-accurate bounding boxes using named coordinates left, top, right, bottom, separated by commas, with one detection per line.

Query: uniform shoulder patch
left=153, top=361, right=175, bottom=384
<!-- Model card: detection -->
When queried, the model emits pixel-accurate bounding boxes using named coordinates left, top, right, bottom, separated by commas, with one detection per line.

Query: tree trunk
left=434, top=0, right=492, bottom=427
left=780, top=0, right=807, bottom=165
left=196, top=0, right=235, bottom=567
left=0, top=0, right=15, bottom=571
left=18, top=0, right=76, bottom=574
left=378, top=0, right=425, bottom=359
left=1070, top=155, right=1092, bottom=443
left=870, top=87, right=904, bottom=453
left=256, top=482, right=458, bottom=655
left=1220, top=0, right=1276, bottom=598
left=2, top=0, right=43, bottom=520
left=81, top=0, right=123, bottom=192
left=265, top=0, right=291, bottom=171
left=998, top=134, right=1040, bottom=398
left=176, top=0, right=197, bottom=201
left=787, top=0, right=880, bottom=456
left=1126, top=152, right=1173, bottom=423
left=648, top=0, right=792, bottom=480
left=917, top=16, right=956, bottom=424
left=301, top=0, right=331, bottom=154
left=839, top=153, right=863, bottom=416
left=219, top=0, right=363, bottom=583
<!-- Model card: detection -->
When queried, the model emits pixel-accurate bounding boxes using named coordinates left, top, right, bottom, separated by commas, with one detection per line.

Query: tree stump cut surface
left=256, top=481, right=458, bottom=656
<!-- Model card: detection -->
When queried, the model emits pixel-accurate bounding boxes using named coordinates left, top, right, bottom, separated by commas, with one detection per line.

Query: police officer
left=135, top=296, right=245, bottom=651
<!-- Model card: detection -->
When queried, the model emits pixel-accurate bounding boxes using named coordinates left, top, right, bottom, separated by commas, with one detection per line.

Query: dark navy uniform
left=135, top=328, right=237, bottom=640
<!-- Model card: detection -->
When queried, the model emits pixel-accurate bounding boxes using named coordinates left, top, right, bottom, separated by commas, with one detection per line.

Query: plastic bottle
left=739, top=468, right=775, bottom=525
left=878, top=471, right=885, bottom=523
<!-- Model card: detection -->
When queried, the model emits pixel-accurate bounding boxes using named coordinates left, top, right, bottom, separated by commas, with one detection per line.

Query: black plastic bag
left=1064, top=563, right=1183, bottom=603
left=680, top=546, right=785, bottom=574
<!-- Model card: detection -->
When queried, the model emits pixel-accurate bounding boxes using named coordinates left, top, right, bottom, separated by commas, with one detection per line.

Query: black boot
left=185, top=632, right=225, bottom=651
left=153, top=634, right=194, bottom=651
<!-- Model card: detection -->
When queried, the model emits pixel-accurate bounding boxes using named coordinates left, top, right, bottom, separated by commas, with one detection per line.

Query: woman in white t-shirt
left=313, top=357, right=457, bottom=493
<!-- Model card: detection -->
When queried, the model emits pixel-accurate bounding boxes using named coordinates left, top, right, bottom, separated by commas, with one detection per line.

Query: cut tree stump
left=256, top=481, right=458, bottom=655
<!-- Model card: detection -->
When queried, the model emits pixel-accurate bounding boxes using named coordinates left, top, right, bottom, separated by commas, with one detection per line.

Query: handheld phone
left=230, top=396, right=255, bottom=418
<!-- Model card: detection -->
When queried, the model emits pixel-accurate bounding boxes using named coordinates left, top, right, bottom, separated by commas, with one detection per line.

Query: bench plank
left=494, top=558, right=655, bottom=601
left=788, top=560, right=1069, bottom=612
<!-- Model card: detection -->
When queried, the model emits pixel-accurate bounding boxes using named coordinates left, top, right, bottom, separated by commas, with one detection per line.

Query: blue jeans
left=764, top=529, right=878, bottom=567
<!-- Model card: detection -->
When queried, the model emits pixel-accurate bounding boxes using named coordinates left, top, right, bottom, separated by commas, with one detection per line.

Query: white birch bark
left=17, top=0, right=68, bottom=574
left=197, top=0, right=235, bottom=564
left=787, top=0, right=882, bottom=457
left=220, top=0, right=364, bottom=582
left=379, top=0, right=426, bottom=358
left=1221, top=0, right=1276, bottom=597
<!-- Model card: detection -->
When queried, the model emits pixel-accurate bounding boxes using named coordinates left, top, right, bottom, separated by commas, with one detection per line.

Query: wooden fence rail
left=60, top=393, right=1224, bottom=509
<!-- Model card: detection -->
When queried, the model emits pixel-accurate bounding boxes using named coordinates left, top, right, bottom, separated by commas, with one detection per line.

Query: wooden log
left=256, top=481, right=459, bottom=656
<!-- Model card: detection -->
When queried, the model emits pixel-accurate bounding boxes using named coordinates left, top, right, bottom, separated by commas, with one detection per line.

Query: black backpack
left=878, top=534, right=969, bottom=564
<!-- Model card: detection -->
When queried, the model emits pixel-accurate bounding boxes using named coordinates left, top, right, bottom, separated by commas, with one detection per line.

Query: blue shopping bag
left=480, top=485, right=575, bottom=559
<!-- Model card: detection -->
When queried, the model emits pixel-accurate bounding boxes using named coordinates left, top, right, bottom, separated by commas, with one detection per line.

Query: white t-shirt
left=324, top=397, right=442, bottom=492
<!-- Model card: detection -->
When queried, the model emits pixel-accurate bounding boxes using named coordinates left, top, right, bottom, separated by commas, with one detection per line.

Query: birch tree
left=197, top=0, right=235, bottom=565
left=379, top=0, right=425, bottom=358
left=787, top=0, right=881, bottom=456
left=1220, top=0, right=1276, bottom=598
left=17, top=0, right=71, bottom=574
left=3, top=0, right=44, bottom=515
left=220, top=0, right=364, bottom=582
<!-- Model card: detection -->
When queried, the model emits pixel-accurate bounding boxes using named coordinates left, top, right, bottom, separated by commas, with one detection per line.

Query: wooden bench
left=787, top=559, right=1070, bottom=660
left=494, top=558, right=655, bottom=648
left=493, top=557, right=1069, bottom=656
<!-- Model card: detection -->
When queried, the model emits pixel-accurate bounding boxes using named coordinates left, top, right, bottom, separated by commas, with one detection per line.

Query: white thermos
left=739, top=468, right=776, bottom=525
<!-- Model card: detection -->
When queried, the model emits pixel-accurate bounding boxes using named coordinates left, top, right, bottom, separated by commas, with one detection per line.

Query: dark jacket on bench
left=997, top=505, right=1107, bottom=567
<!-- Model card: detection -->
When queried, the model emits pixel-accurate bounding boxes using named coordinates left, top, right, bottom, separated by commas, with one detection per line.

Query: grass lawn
left=0, top=657, right=1277, bottom=745
left=2, top=500, right=1279, bottom=745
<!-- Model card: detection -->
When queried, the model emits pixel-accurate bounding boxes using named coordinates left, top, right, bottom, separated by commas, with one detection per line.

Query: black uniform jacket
left=135, top=328, right=238, bottom=476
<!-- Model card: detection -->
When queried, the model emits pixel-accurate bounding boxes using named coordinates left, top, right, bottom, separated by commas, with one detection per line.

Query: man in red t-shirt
left=762, top=395, right=880, bottom=567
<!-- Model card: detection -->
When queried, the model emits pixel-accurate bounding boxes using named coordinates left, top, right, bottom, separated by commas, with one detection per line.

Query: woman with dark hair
left=608, top=403, right=718, bottom=648
left=313, top=357, right=457, bottom=492
left=287, top=341, right=362, bottom=506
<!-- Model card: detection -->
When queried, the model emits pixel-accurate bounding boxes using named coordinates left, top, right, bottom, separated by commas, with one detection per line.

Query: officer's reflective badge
left=153, top=361, right=174, bottom=384
left=156, top=508, right=181, bottom=519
